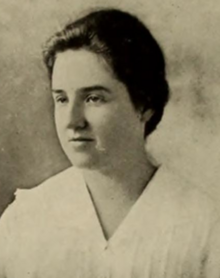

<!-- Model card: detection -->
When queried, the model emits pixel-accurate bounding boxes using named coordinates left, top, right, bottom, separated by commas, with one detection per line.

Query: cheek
left=54, top=108, right=65, bottom=127
left=88, top=107, right=130, bottom=143
left=54, top=114, right=61, bottom=132
left=102, top=110, right=142, bottom=146
left=54, top=111, right=66, bottom=138
left=87, top=107, right=119, bottom=131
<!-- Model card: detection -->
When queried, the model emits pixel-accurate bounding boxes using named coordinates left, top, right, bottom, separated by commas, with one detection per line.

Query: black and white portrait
left=0, top=1, right=220, bottom=277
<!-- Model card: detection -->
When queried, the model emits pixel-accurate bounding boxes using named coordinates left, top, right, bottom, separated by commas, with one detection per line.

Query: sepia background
left=0, top=0, right=220, bottom=217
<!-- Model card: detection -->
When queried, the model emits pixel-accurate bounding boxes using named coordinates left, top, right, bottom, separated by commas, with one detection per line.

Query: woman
left=0, top=8, right=219, bottom=278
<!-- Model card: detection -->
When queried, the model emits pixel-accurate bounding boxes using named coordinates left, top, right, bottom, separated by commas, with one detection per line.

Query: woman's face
left=51, top=49, right=147, bottom=170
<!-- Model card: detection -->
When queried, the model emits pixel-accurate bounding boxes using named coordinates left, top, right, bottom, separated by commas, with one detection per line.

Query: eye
left=55, top=96, right=68, bottom=104
left=85, top=95, right=104, bottom=104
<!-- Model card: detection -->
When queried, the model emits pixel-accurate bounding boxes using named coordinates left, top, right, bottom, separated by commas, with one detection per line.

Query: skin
left=52, top=49, right=156, bottom=239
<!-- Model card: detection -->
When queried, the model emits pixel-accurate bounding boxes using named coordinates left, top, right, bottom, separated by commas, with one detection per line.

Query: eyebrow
left=52, top=85, right=111, bottom=95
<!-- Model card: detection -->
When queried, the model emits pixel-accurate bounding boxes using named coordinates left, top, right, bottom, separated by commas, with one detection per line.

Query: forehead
left=52, top=49, right=116, bottom=91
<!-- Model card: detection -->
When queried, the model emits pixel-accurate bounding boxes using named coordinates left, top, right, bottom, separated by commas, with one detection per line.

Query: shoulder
left=16, top=166, right=82, bottom=206
left=0, top=166, right=84, bottom=233
left=18, top=166, right=83, bottom=199
left=154, top=165, right=220, bottom=226
left=156, top=166, right=220, bottom=275
left=0, top=167, right=85, bottom=276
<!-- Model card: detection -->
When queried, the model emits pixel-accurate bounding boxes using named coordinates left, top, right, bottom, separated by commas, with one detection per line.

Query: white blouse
left=0, top=166, right=220, bottom=278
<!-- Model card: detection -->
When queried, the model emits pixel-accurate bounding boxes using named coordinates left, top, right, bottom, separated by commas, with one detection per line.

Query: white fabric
left=0, top=166, right=220, bottom=278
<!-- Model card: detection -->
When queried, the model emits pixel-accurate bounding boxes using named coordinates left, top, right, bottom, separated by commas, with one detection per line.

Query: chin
left=67, top=153, right=100, bottom=170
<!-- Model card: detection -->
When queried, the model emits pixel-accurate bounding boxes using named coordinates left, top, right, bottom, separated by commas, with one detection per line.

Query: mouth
left=68, top=137, right=95, bottom=145
left=68, top=137, right=94, bottom=150
left=69, top=138, right=94, bottom=142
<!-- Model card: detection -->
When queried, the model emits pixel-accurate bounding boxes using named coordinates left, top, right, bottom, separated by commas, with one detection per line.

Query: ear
left=139, top=108, right=154, bottom=124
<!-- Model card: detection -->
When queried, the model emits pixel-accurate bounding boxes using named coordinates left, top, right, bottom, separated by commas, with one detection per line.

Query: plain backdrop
left=0, top=0, right=220, bottom=216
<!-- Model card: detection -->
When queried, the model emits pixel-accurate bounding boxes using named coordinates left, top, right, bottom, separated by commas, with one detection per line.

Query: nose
left=65, top=101, right=87, bottom=131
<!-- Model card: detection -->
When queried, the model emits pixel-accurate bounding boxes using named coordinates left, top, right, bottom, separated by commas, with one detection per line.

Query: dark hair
left=43, top=8, right=169, bottom=136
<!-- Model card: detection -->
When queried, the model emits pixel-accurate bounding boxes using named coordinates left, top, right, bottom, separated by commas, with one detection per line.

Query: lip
left=68, top=137, right=94, bottom=142
left=68, top=137, right=94, bottom=150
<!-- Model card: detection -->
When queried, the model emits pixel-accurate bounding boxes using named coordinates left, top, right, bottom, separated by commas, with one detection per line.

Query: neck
left=80, top=150, right=157, bottom=240
left=81, top=151, right=157, bottom=203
